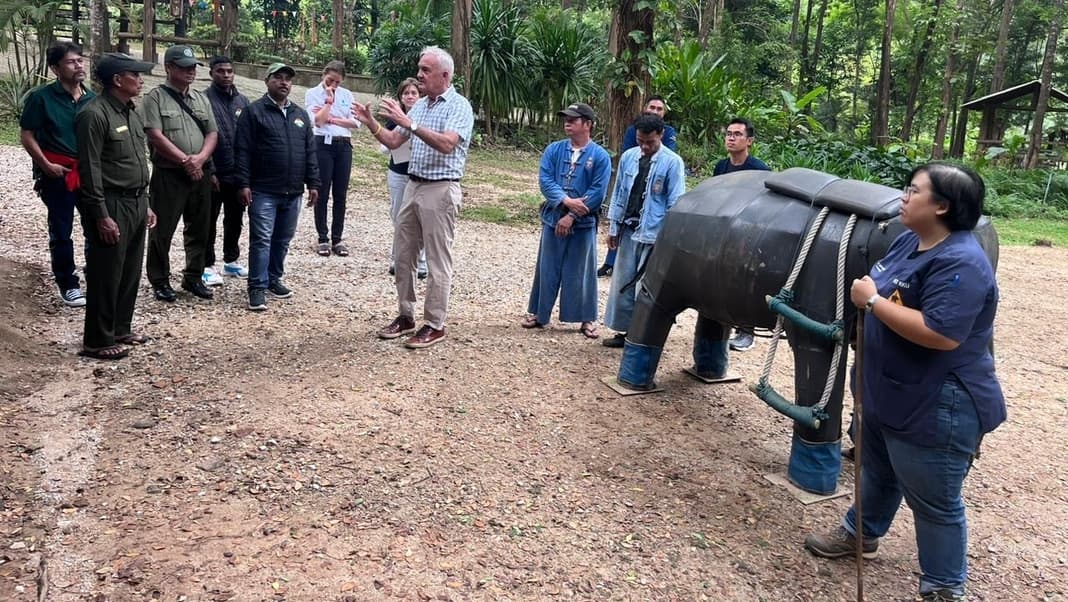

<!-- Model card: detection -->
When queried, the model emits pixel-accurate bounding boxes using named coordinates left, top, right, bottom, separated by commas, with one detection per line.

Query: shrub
left=761, top=135, right=914, bottom=187
left=300, top=44, right=368, bottom=74
left=367, top=9, right=449, bottom=93
left=0, top=71, right=38, bottom=121
left=523, top=8, right=607, bottom=121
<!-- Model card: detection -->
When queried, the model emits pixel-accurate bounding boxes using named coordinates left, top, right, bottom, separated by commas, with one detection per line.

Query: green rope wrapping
left=750, top=378, right=828, bottom=430
left=767, top=290, right=844, bottom=343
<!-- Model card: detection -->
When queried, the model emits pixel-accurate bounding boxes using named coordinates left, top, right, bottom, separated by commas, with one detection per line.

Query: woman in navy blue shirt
left=805, top=162, right=1006, bottom=602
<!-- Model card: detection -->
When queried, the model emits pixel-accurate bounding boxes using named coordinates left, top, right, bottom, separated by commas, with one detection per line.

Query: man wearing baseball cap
left=521, top=102, right=611, bottom=339
left=143, top=44, right=219, bottom=303
left=74, top=53, right=157, bottom=359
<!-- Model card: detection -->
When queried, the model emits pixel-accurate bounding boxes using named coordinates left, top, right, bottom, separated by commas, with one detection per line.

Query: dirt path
left=1, top=140, right=1066, bottom=601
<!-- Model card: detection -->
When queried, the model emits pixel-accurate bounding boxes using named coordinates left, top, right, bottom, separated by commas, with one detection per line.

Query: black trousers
left=80, top=191, right=147, bottom=349
left=314, top=138, right=352, bottom=244
left=207, top=180, right=246, bottom=265
left=146, top=167, right=212, bottom=286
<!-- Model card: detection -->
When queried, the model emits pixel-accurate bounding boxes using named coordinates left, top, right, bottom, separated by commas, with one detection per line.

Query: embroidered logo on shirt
left=889, top=289, right=904, bottom=305
left=585, top=158, right=593, bottom=170
left=294, top=118, right=305, bottom=128
left=235, top=108, right=242, bottom=117
left=874, top=261, right=886, bottom=272
left=652, top=177, right=663, bottom=194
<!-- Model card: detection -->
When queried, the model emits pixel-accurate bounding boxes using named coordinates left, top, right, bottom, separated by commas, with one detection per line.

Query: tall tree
left=606, top=0, right=654, bottom=153
left=899, top=0, right=943, bottom=141
left=1023, top=0, right=1064, bottom=168
left=451, top=0, right=472, bottom=89
left=332, top=0, right=344, bottom=54
left=977, top=0, right=1015, bottom=151
left=88, top=0, right=108, bottom=58
left=871, top=0, right=896, bottom=146
left=932, top=0, right=966, bottom=159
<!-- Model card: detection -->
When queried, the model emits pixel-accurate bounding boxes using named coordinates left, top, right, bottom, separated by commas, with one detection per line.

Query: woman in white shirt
left=385, top=78, right=427, bottom=278
left=306, top=60, right=359, bottom=256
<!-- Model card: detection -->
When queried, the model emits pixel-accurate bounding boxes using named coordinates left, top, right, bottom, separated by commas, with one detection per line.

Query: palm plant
left=523, top=8, right=607, bottom=128
left=367, top=4, right=449, bottom=93
left=469, top=0, right=530, bottom=140
left=0, top=0, right=70, bottom=78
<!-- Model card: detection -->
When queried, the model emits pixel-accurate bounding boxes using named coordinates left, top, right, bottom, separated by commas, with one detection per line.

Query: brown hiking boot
left=804, top=525, right=879, bottom=559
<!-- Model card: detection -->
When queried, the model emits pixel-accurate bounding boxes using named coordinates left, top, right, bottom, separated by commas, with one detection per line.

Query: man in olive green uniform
left=143, top=45, right=219, bottom=302
left=76, top=53, right=157, bottom=360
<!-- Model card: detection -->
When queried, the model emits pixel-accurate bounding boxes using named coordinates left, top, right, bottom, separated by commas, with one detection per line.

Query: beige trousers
left=394, top=180, right=460, bottom=330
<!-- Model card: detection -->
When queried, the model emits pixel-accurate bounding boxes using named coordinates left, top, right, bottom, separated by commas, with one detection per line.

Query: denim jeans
left=247, top=191, right=302, bottom=290
left=38, top=176, right=81, bottom=291
left=314, top=138, right=352, bottom=244
left=603, top=227, right=653, bottom=333
left=842, top=378, right=981, bottom=596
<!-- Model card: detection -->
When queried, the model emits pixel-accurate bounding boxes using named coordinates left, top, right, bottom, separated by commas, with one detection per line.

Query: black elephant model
left=614, top=167, right=999, bottom=495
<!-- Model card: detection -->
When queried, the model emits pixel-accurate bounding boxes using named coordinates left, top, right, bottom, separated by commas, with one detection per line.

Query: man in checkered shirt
left=353, top=46, right=474, bottom=349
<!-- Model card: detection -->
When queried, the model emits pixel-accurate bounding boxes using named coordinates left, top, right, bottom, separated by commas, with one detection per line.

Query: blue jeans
left=603, top=228, right=652, bottom=333
left=247, top=192, right=302, bottom=290
left=843, top=378, right=981, bottom=596
left=39, top=177, right=81, bottom=291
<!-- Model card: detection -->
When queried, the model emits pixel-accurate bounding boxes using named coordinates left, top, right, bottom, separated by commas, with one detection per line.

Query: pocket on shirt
left=160, top=109, right=184, bottom=133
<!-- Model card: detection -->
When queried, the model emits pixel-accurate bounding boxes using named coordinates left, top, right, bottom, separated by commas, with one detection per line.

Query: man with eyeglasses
left=598, top=95, right=678, bottom=278
left=714, top=117, right=770, bottom=351
left=20, top=41, right=95, bottom=308
left=521, top=102, right=611, bottom=339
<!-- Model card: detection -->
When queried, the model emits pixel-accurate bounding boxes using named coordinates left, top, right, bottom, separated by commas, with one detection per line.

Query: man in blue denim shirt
left=522, top=103, right=611, bottom=338
left=602, top=114, right=686, bottom=348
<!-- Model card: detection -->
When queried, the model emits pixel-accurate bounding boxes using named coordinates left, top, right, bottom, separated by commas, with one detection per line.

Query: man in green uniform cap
left=75, top=53, right=158, bottom=360
left=143, top=45, right=219, bottom=302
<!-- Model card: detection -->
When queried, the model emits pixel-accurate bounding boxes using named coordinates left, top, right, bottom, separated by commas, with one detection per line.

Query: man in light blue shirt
left=602, top=114, right=686, bottom=348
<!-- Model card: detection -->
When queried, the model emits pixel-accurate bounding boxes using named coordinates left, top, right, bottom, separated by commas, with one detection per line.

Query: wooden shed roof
left=962, top=80, right=1068, bottom=110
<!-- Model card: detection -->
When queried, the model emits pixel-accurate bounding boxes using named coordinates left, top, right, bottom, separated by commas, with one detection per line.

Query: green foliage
left=0, top=71, right=38, bottom=121
left=523, top=8, right=607, bottom=119
left=980, top=168, right=1068, bottom=219
left=0, top=116, right=19, bottom=145
left=649, top=41, right=748, bottom=144
left=469, top=0, right=530, bottom=135
left=761, top=135, right=914, bottom=186
left=367, top=7, right=449, bottom=93
left=301, top=44, right=368, bottom=74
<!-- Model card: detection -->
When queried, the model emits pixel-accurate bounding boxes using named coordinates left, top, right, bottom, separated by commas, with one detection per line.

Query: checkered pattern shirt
left=403, top=86, right=474, bottom=180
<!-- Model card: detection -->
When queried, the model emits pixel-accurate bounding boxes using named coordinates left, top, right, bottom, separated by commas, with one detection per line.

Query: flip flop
left=317, top=242, right=331, bottom=257
left=117, top=333, right=152, bottom=346
left=580, top=322, right=599, bottom=339
left=332, top=243, right=349, bottom=257
left=521, top=315, right=544, bottom=329
left=78, top=345, right=129, bottom=361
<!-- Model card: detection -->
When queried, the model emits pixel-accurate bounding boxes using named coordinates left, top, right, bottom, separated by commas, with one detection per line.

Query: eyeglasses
left=725, top=131, right=749, bottom=138
left=902, top=184, right=920, bottom=197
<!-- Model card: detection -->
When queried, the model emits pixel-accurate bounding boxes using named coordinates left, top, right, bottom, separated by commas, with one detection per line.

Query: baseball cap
left=558, top=103, right=596, bottom=121
left=164, top=45, right=202, bottom=67
left=265, top=63, right=296, bottom=78
left=95, top=53, right=154, bottom=82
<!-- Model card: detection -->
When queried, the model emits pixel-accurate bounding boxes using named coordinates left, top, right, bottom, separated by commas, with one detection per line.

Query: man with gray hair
left=353, top=46, right=474, bottom=349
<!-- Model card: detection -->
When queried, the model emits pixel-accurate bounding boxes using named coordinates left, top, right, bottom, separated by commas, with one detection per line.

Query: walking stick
left=853, top=309, right=866, bottom=602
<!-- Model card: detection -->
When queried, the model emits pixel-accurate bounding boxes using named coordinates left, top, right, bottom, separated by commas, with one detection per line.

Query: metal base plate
left=763, top=472, right=849, bottom=505
left=600, top=376, right=663, bottom=396
left=682, top=367, right=742, bottom=383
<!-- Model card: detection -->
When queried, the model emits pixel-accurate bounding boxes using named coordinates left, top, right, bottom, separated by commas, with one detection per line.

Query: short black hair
left=47, top=41, right=83, bottom=68
left=209, top=56, right=233, bottom=69
left=909, top=161, right=985, bottom=231
left=634, top=114, right=664, bottom=135
left=647, top=95, right=666, bottom=106
left=728, top=117, right=755, bottom=138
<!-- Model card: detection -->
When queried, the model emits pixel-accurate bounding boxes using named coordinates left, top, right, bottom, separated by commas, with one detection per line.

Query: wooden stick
left=854, top=309, right=866, bottom=602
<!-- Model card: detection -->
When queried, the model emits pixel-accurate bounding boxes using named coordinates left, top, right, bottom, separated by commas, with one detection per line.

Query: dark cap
left=209, top=55, right=233, bottom=68
left=265, top=62, right=296, bottom=78
left=164, top=45, right=202, bottom=67
left=558, top=102, right=596, bottom=121
left=95, top=52, right=154, bottom=82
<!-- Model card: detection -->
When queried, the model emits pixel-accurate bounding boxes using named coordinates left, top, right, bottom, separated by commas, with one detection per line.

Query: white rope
left=759, top=206, right=830, bottom=384
left=815, top=213, right=857, bottom=412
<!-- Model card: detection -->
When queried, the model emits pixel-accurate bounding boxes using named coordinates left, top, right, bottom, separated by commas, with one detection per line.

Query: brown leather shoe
left=378, top=315, right=416, bottom=339
left=404, top=325, right=445, bottom=349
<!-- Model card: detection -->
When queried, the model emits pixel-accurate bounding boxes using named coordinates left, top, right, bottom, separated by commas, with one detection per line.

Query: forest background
left=0, top=0, right=1066, bottom=242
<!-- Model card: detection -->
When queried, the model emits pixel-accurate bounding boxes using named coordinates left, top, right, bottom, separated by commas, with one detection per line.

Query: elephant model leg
left=691, top=316, right=729, bottom=379
left=786, top=324, right=847, bottom=495
left=616, top=283, right=681, bottom=390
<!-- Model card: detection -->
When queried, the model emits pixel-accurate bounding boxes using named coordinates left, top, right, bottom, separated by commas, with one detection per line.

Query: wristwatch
left=410, top=122, right=420, bottom=133
left=865, top=293, right=881, bottom=311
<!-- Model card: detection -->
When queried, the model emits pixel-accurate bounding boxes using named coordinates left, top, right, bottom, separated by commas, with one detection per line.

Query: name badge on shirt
left=324, top=134, right=333, bottom=145
left=115, top=125, right=129, bottom=133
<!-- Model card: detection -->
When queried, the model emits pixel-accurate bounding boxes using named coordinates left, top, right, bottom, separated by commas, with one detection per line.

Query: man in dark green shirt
left=19, top=41, right=95, bottom=307
left=143, top=45, right=219, bottom=302
left=75, top=53, right=157, bottom=360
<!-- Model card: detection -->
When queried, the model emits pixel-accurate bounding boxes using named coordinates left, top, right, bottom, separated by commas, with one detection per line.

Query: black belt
left=105, top=187, right=146, bottom=198
left=409, top=175, right=460, bottom=183
left=314, top=135, right=351, bottom=145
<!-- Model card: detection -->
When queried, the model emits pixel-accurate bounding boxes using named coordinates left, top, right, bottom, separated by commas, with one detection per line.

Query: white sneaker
left=222, top=261, right=249, bottom=278
left=60, top=287, right=86, bottom=308
left=202, top=267, right=224, bottom=287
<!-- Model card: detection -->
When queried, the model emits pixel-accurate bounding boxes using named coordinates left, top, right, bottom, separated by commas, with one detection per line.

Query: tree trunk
left=805, top=0, right=830, bottom=95
left=786, top=0, right=802, bottom=92
left=871, top=0, right=896, bottom=146
left=935, top=0, right=969, bottom=160
left=900, top=0, right=943, bottom=141
left=1023, top=0, right=1064, bottom=168
left=88, top=0, right=108, bottom=59
left=798, top=0, right=815, bottom=92
left=977, top=0, right=1015, bottom=152
left=451, top=0, right=472, bottom=91
left=220, top=0, right=239, bottom=57
left=849, top=0, right=865, bottom=135
left=606, top=0, right=654, bottom=154
left=949, top=56, right=979, bottom=158
left=332, top=0, right=344, bottom=54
